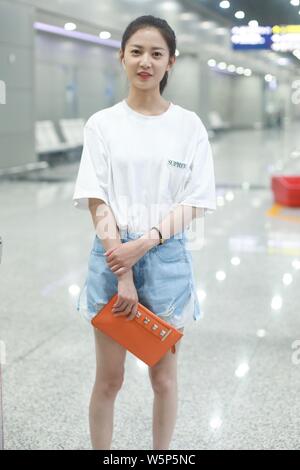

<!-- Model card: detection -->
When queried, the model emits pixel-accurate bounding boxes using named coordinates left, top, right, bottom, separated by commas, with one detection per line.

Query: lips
left=138, top=72, right=152, bottom=77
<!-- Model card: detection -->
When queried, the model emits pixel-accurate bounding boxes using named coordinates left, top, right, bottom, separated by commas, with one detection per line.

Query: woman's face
left=120, top=27, right=175, bottom=91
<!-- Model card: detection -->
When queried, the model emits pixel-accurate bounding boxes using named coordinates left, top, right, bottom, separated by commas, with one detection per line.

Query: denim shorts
left=76, top=229, right=201, bottom=329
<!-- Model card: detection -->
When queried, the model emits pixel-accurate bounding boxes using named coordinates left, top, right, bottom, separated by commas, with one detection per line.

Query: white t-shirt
left=72, top=99, right=216, bottom=233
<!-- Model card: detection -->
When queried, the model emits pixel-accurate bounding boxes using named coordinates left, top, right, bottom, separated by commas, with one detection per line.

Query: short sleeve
left=72, top=123, right=109, bottom=210
left=178, top=119, right=216, bottom=215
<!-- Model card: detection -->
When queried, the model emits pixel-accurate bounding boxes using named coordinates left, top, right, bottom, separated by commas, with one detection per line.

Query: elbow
left=88, top=199, right=108, bottom=222
left=88, top=197, right=106, bottom=208
left=88, top=198, right=106, bottom=213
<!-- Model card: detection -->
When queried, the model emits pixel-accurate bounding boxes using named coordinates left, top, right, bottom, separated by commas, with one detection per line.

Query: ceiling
left=184, top=0, right=300, bottom=26
left=17, top=0, right=300, bottom=70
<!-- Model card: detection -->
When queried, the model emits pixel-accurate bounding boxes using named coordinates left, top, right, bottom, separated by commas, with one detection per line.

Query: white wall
left=231, top=75, right=264, bottom=128
left=0, top=0, right=35, bottom=169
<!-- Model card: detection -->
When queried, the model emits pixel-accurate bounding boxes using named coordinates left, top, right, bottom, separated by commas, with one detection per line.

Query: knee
left=95, top=372, right=124, bottom=397
left=150, top=373, right=176, bottom=395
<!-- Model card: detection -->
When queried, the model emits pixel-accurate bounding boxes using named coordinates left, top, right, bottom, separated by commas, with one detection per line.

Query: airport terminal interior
left=0, top=0, right=300, bottom=450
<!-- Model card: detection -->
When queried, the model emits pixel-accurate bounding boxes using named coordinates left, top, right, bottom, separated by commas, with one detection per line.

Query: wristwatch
left=150, top=226, right=164, bottom=245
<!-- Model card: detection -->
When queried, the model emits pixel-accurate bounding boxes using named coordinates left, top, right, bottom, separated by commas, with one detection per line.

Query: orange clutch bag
left=91, top=293, right=184, bottom=367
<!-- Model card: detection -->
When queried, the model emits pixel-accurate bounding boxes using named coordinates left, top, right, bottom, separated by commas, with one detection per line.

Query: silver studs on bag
left=135, top=311, right=169, bottom=339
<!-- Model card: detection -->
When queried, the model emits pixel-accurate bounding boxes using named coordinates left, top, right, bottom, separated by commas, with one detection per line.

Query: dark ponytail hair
left=120, top=15, right=176, bottom=95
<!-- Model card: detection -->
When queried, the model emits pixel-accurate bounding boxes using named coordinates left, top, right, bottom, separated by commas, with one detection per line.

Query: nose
left=140, top=53, right=151, bottom=67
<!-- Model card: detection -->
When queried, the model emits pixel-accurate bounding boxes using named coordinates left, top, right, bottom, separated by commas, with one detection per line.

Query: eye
left=131, top=50, right=162, bottom=57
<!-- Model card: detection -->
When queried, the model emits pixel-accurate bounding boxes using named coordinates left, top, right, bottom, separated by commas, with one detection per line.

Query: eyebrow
left=130, top=44, right=165, bottom=50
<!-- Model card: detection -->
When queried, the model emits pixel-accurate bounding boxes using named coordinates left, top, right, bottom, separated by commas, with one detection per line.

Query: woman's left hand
left=104, top=239, right=145, bottom=277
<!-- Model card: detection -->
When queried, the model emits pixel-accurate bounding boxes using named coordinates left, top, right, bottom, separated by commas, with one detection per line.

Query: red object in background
left=271, top=176, right=300, bottom=207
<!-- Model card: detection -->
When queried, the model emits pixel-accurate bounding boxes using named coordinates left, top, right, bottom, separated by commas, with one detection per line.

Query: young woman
left=73, top=15, right=216, bottom=450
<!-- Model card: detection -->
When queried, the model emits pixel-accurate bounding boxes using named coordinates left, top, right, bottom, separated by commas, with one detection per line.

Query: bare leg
left=148, top=328, right=184, bottom=450
left=89, top=328, right=127, bottom=450
left=89, top=382, right=119, bottom=450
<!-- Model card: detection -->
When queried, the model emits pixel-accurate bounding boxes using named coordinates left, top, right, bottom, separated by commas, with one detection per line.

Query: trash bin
left=271, top=176, right=300, bottom=207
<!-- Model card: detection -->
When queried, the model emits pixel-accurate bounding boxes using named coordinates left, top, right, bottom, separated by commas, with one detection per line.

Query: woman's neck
left=126, top=93, right=170, bottom=115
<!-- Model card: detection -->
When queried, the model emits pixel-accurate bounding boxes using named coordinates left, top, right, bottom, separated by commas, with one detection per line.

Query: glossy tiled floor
left=0, top=123, right=300, bottom=449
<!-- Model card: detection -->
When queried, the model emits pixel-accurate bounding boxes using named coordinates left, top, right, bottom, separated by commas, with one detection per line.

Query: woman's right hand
left=112, top=270, right=139, bottom=321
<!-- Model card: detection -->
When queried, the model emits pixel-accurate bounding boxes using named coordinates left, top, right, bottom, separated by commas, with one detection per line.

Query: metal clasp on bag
left=160, top=329, right=172, bottom=341
left=135, top=310, right=172, bottom=341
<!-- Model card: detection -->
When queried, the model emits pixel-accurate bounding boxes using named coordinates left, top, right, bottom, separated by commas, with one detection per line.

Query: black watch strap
left=151, top=226, right=163, bottom=245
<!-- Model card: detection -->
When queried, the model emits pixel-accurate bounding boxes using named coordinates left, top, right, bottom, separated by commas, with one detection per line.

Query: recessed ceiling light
left=248, top=20, right=259, bottom=28
left=215, top=27, right=228, bottom=35
left=277, top=57, right=290, bottom=65
left=219, top=1, right=230, bottom=9
left=208, top=59, right=216, bottom=67
left=160, top=1, right=180, bottom=12
left=265, top=74, right=273, bottom=82
left=235, top=11, right=245, bottom=19
left=293, top=49, right=300, bottom=59
left=217, top=62, right=227, bottom=70
left=227, top=64, right=236, bottom=72
left=179, top=12, right=197, bottom=21
left=64, top=22, right=76, bottom=31
left=99, top=31, right=111, bottom=39
left=200, top=21, right=215, bottom=29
